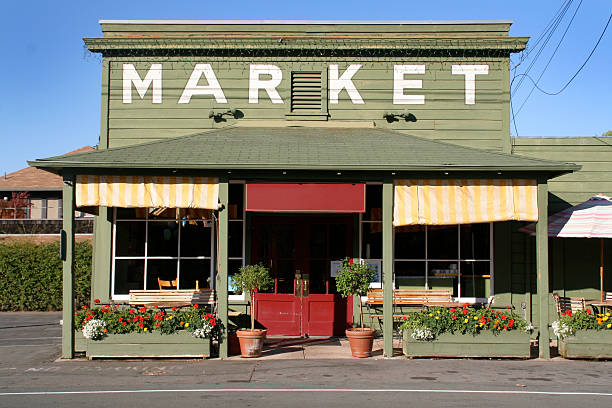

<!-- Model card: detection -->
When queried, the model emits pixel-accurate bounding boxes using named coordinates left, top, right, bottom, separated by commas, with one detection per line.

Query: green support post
left=536, top=179, right=550, bottom=359
left=62, top=175, right=75, bottom=359
left=382, top=180, right=394, bottom=357
left=217, top=180, right=229, bottom=358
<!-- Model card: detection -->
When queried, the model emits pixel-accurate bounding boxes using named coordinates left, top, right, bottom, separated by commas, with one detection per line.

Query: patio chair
left=552, top=292, right=585, bottom=316
left=157, top=277, right=177, bottom=290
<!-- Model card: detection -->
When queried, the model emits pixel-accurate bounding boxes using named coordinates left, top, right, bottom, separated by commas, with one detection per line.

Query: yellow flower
left=607, top=323, right=612, bottom=329
left=474, top=316, right=478, bottom=320
left=603, top=316, right=609, bottom=321
left=429, top=313, right=433, bottom=317
left=435, top=316, right=439, bottom=320
left=184, top=323, right=189, bottom=327
left=144, top=328, right=148, bottom=332
left=606, top=312, right=611, bottom=317
left=464, top=318, right=469, bottom=323
left=436, top=310, right=441, bottom=314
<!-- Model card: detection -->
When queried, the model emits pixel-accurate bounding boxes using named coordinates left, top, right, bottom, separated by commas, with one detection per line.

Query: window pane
left=277, top=226, right=295, bottom=258
left=362, top=185, right=382, bottom=221
left=116, top=208, right=146, bottom=219
left=460, top=223, right=490, bottom=260
left=179, top=259, right=211, bottom=289
left=229, top=221, right=243, bottom=258
left=114, top=259, right=144, bottom=295
left=229, top=184, right=244, bottom=220
left=395, top=261, right=425, bottom=289
left=115, top=221, right=145, bottom=257
left=276, top=260, right=294, bottom=294
left=394, top=225, right=425, bottom=259
left=308, top=260, right=327, bottom=294
left=309, top=224, right=327, bottom=259
left=329, top=223, right=348, bottom=259
left=148, top=221, right=178, bottom=257
left=146, top=259, right=178, bottom=290
left=181, top=222, right=211, bottom=257
left=361, top=223, right=381, bottom=259
left=428, top=261, right=458, bottom=295
left=427, top=225, right=458, bottom=259
left=460, top=261, right=491, bottom=298
left=228, top=260, right=243, bottom=295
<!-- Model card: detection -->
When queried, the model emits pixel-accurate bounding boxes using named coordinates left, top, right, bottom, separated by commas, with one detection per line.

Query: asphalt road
left=1, top=312, right=611, bottom=408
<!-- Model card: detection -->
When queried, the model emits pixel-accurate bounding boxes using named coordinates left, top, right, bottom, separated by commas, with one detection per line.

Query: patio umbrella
left=520, top=194, right=612, bottom=301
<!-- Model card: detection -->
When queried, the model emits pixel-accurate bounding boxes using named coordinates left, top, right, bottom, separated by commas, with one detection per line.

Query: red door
left=251, top=216, right=353, bottom=336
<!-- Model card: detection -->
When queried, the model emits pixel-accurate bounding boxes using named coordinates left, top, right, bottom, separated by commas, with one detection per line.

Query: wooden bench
left=129, top=289, right=216, bottom=308
left=366, top=288, right=460, bottom=320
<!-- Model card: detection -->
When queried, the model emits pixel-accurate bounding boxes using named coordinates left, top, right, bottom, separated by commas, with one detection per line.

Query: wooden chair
left=157, top=277, right=177, bottom=290
left=553, top=292, right=585, bottom=316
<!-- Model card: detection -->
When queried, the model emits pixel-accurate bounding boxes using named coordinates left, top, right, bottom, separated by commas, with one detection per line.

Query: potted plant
left=555, top=309, right=612, bottom=359
left=231, top=263, right=273, bottom=357
left=400, top=305, right=532, bottom=358
left=335, top=257, right=376, bottom=357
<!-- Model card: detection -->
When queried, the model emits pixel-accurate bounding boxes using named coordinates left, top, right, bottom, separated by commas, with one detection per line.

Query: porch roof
left=29, top=127, right=579, bottom=175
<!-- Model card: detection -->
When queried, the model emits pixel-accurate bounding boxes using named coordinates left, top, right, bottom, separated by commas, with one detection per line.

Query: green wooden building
left=29, top=20, right=611, bottom=359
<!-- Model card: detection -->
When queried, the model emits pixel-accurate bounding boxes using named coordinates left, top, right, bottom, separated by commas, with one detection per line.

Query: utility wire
left=513, top=11, right=611, bottom=97
left=514, top=0, right=584, bottom=116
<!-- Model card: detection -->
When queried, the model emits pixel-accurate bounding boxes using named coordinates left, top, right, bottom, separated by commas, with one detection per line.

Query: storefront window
left=394, top=223, right=492, bottom=300
left=228, top=183, right=246, bottom=299
left=111, top=208, right=214, bottom=299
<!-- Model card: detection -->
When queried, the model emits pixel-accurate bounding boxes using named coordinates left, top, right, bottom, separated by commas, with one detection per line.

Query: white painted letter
left=249, top=65, right=283, bottom=104
left=329, top=64, right=364, bottom=104
left=451, top=64, right=489, bottom=104
left=393, top=65, right=425, bottom=104
left=122, top=64, right=162, bottom=104
left=178, top=64, right=227, bottom=104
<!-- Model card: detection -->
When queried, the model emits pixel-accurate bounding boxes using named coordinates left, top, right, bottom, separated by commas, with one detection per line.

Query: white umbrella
left=520, top=194, right=612, bottom=301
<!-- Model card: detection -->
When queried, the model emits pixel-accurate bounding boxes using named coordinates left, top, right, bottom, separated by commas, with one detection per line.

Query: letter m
left=123, top=64, right=162, bottom=104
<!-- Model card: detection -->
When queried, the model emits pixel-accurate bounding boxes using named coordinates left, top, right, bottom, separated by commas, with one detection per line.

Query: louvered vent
left=291, top=72, right=322, bottom=112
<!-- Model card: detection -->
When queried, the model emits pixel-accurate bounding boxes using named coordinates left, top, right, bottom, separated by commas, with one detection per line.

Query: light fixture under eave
left=382, top=112, right=417, bottom=123
left=208, top=109, right=243, bottom=122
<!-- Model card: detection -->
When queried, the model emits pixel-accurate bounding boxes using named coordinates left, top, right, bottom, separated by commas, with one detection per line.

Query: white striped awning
left=393, top=179, right=538, bottom=226
left=75, top=175, right=219, bottom=210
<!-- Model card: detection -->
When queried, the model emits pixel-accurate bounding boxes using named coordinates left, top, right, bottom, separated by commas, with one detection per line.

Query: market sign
left=122, top=63, right=489, bottom=106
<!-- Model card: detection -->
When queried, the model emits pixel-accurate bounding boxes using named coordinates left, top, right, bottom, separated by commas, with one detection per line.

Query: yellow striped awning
left=75, top=175, right=219, bottom=210
left=393, top=179, right=538, bottom=226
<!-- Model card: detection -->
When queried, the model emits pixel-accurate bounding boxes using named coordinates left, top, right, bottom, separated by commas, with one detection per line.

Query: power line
left=514, top=11, right=611, bottom=97
left=514, top=0, right=584, bottom=116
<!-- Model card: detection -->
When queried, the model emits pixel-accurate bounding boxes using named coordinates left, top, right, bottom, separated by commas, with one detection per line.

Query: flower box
left=558, top=331, right=612, bottom=359
left=84, top=331, right=211, bottom=359
left=402, top=330, right=531, bottom=358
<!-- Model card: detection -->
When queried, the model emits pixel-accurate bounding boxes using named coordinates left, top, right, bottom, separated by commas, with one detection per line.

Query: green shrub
left=0, top=241, right=91, bottom=311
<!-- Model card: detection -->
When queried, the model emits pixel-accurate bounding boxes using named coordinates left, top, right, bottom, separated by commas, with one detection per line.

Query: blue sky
left=1, top=0, right=610, bottom=174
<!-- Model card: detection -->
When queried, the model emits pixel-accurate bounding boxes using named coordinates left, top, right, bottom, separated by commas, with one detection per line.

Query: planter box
left=558, top=331, right=612, bottom=359
left=403, top=330, right=530, bottom=358
left=83, top=331, right=211, bottom=359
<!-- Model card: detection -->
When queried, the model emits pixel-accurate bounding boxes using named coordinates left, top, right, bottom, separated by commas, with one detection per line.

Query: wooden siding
left=105, top=58, right=510, bottom=152
left=513, top=137, right=612, bottom=211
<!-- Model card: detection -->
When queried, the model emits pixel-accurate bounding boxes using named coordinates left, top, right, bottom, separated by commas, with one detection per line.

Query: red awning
left=245, top=183, right=366, bottom=213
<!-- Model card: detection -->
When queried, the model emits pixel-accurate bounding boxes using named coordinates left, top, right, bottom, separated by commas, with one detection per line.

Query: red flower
left=132, top=317, right=138, bottom=322
left=586, top=309, right=592, bottom=315
left=509, top=319, right=514, bottom=327
left=462, top=309, right=468, bottom=315
left=118, top=317, right=122, bottom=322
left=449, top=308, right=456, bottom=313
left=94, top=299, right=100, bottom=304
left=155, top=323, right=161, bottom=327
left=171, top=307, right=177, bottom=311
left=193, top=304, right=199, bottom=308
left=82, top=305, right=88, bottom=309
left=452, top=315, right=457, bottom=320
left=122, top=322, right=127, bottom=326
left=129, top=309, right=135, bottom=314
left=402, top=316, right=407, bottom=321
left=138, top=323, right=144, bottom=328
left=501, top=315, right=507, bottom=321
left=139, top=307, right=147, bottom=312
left=154, top=306, right=159, bottom=309
left=463, top=303, right=470, bottom=308
left=503, top=325, right=508, bottom=330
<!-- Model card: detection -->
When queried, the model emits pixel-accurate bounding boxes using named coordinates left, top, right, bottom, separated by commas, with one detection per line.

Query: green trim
left=536, top=179, right=550, bottom=359
left=62, top=175, right=75, bottom=359
left=217, top=180, right=229, bottom=358
left=84, top=37, right=528, bottom=53
left=558, top=331, right=612, bottom=359
left=382, top=180, right=393, bottom=357
left=85, top=332, right=211, bottom=358
left=91, top=207, right=112, bottom=303
left=99, top=58, right=110, bottom=149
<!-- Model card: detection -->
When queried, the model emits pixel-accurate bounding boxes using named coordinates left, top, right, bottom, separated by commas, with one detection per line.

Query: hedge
left=0, top=241, right=91, bottom=311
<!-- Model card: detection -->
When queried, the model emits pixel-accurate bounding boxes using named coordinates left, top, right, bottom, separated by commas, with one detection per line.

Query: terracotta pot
left=236, top=329, right=267, bottom=358
left=345, top=328, right=376, bottom=358
left=228, top=333, right=241, bottom=356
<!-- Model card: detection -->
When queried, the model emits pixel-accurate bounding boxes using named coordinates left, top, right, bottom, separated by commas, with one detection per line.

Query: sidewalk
left=226, top=336, right=403, bottom=360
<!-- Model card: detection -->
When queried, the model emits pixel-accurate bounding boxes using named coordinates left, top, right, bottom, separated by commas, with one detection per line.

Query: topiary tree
left=231, top=264, right=273, bottom=330
left=335, top=258, right=374, bottom=329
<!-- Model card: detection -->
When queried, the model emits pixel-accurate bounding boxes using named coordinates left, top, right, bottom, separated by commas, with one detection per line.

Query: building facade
left=30, top=20, right=611, bottom=359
